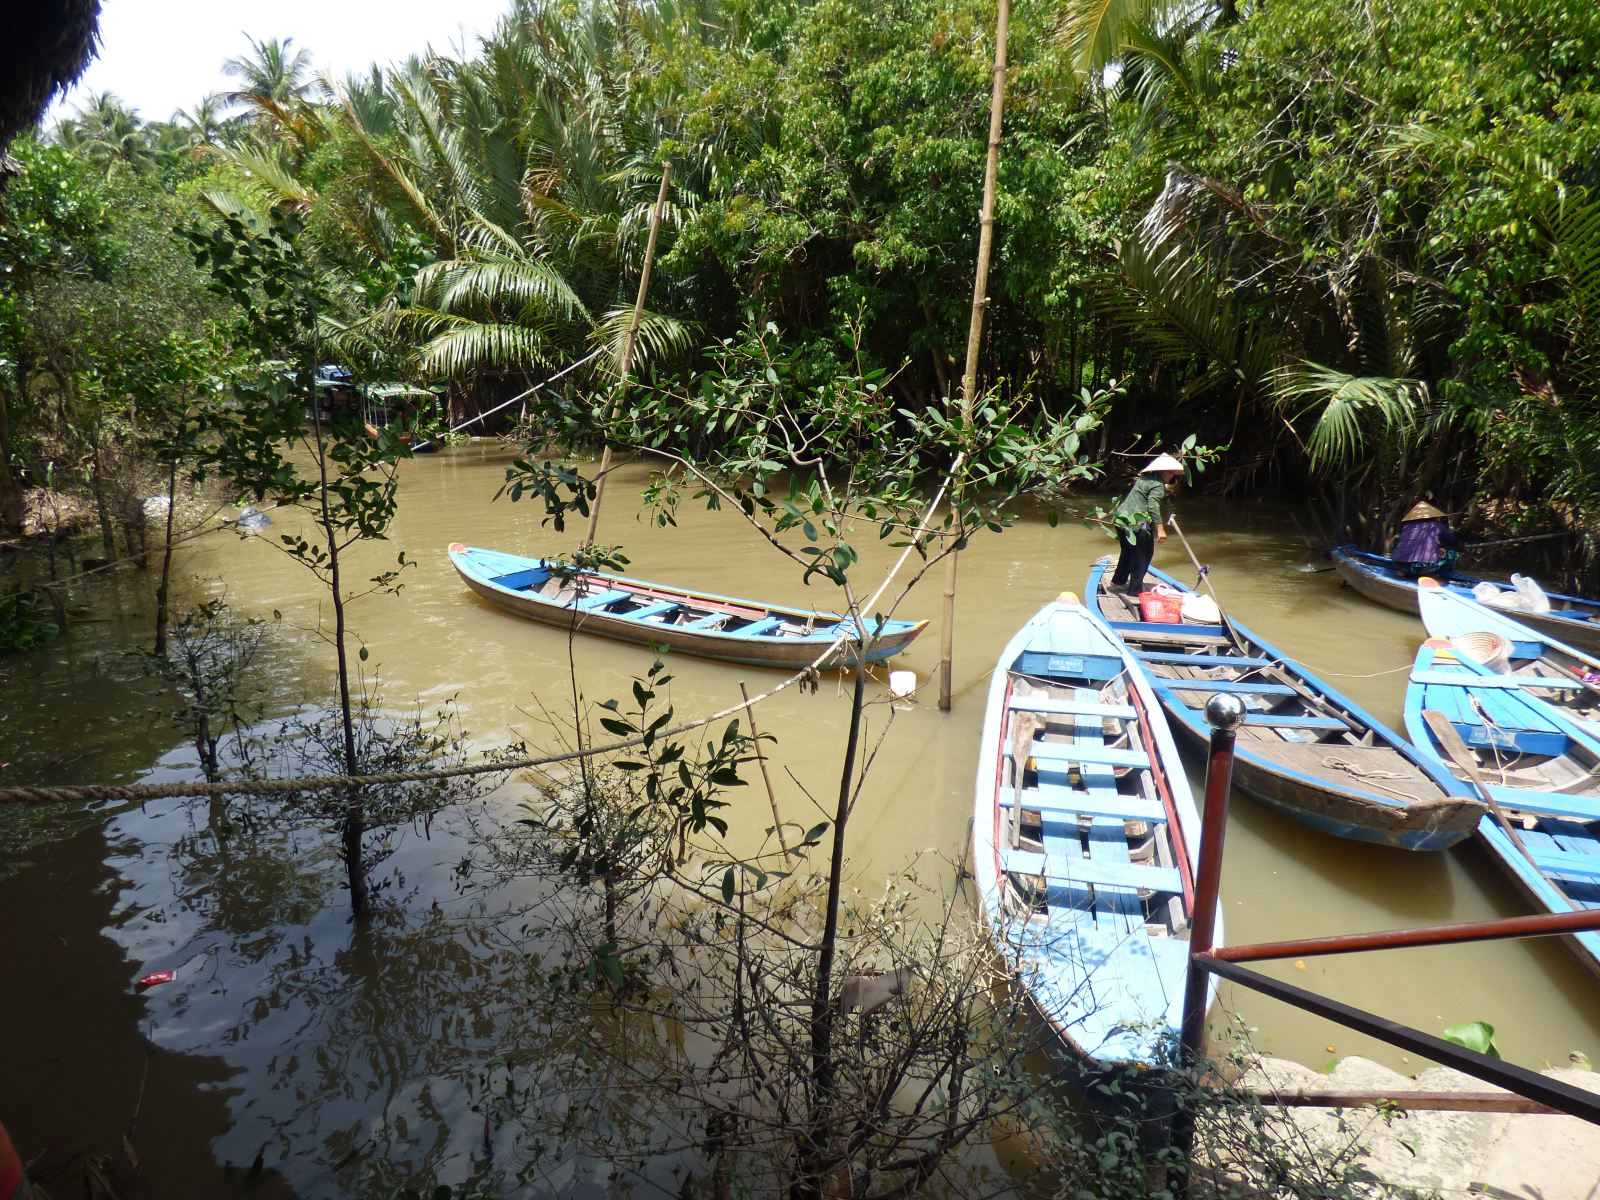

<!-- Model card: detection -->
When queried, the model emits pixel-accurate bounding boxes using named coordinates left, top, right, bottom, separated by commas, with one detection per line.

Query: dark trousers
left=1112, top=526, right=1154, bottom=595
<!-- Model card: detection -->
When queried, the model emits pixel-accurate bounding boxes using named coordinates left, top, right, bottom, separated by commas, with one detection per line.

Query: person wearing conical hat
left=1390, top=499, right=1459, bottom=579
left=1110, top=453, right=1184, bottom=596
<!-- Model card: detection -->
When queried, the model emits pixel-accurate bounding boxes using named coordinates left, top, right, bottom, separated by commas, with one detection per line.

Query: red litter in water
left=135, top=970, right=175, bottom=988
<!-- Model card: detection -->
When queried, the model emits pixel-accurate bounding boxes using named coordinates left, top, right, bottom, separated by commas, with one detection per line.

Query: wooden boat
left=1085, top=556, right=1484, bottom=850
left=1418, top=577, right=1600, bottom=736
left=971, top=592, right=1212, bottom=1070
left=1403, top=639, right=1600, bottom=975
left=448, top=544, right=927, bottom=669
left=1331, top=545, right=1600, bottom=654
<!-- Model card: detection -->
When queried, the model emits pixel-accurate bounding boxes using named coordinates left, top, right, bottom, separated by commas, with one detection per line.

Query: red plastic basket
left=1138, top=591, right=1183, bottom=624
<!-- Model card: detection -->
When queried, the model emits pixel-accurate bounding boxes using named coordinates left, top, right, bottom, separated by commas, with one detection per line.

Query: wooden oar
left=1419, top=709, right=1575, bottom=905
left=1166, top=516, right=1249, bottom=654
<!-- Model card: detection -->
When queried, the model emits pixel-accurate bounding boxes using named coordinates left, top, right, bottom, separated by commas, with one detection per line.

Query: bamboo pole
left=937, top=0, right=1010, bottom=713
left=582, top=161, right=673, bottom=549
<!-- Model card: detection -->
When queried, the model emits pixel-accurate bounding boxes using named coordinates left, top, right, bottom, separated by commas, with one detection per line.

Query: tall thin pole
left=938, top=0, right=1010, bottom=712
left=1173, top=692, right=1243, bottom=1198
left=582, top=161, right=673, bottom=549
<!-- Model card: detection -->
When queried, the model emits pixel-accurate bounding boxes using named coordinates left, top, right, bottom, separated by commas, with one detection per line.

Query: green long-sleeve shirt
left=1114, top=475, right=1169, bottom=531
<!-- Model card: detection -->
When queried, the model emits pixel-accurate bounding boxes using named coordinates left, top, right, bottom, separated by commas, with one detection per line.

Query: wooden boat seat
left=1240, top=713, right=1349, bottom=731
left=1009, top=696, right=1136, bottom=720
left=1164, top=679, right=1298, bottom=696
left=1109, top=620, right=1230, bottom=640
left=1002, top=848, right=1182, bottom=895
left=728, top=616, right=784, bottom=638
left=625, top=600, right=680, bottom=620
left=1412, top=671, right=1588, bottom=692
left=491, top=568, right=542, bottom=590
left=1013, top=741, right=1151, bottom=771
left=1141, top=651, right=1276, bottom=669
left=575, top=588, right=630, bottom=611
left=1004, top=785, right=1166, bottom=824
left=1493, top=788, right=1600, bottom=822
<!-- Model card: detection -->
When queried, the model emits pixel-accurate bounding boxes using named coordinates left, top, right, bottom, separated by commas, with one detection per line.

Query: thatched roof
left=1, top=0, right=102, bottom=150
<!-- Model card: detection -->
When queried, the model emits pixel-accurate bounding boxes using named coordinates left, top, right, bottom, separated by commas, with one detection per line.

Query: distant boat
left=971, top=592, right=1212, bottom=1071
left=1331, top=546, right=1600, bottom=654
left=1418, top=577, right=1600, bottom=736
left=448, top=544, right=927, bottom=670
left=1086, top=556, right=1484, bottom=850
left=1404, top=639, right=1600, bottom=975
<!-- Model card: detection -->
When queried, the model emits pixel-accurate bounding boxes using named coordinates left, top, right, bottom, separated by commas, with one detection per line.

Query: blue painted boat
left=1086, top=556, right=1484, bottom=850
left=1332, top=545, right=1600, bottom=655
left=1403, top=639, right=1600, bottom=974
left=448, top=544, right=927, bottom=670
left=1417, top=577, right=1600, bottom=737
left=972, top=592, right=1214, bottom=1070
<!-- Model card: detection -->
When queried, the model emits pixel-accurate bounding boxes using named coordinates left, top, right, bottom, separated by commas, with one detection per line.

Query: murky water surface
left=3, top=443, right=1597, bottom=1195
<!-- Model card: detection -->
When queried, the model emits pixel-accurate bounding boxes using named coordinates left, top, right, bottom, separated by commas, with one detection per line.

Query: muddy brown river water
left=3, top=442, right=1597, bottom=1196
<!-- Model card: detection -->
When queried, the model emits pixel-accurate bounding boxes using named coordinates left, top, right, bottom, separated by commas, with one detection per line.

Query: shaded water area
left=4, top=442, right=1599, bottom=1195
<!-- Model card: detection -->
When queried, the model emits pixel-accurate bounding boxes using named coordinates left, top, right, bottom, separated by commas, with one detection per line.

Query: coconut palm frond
left=1273, top=362, right=1426, bottom=473
left=216, top=145, right=313, bottom=208
left=419, top=254, right=586, bottom=322
left=1056, top=0, right=1169, bottom=78
left=196, top=186, right=272, bottom=233
left=419, top=319, right=564, bottom=377
left=589, top=306, right=694, bottom=377
left=332, top=83, right=455, bottom=254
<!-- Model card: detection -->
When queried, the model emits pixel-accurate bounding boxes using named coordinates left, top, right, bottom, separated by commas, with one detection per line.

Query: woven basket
left=1450, top=631, right=1512, bottom=673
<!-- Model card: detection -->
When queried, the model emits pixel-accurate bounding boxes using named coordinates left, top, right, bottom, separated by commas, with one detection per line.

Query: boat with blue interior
left=1086, top=556, right=1484, bottom=850
left=448, top=544, right=926, bottom=670
left=1403, top=638, right=1600, bottom=975
left=971, top=592, right=1211, bottom=1071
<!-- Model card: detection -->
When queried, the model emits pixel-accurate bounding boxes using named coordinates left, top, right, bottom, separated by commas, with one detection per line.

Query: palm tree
left=222, top=35, right=318, bottom=126
left=56, top=91, right=150, bottom=167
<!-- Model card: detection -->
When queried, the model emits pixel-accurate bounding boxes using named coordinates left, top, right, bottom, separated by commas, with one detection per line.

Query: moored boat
left=1331, top=546, right=1600, bottom=654
left=448, top=544, right=927, bottom=670
left=1403, top=639, right=1600, bottom=975
left=971, top=592, right=1211, bottom=1070
left=1086, top=556, right=1484, bottom=850
left=1417, top=577, right=1600, bottom=736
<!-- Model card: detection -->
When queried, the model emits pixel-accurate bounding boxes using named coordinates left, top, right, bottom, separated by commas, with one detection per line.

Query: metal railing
left=1173, top=693, right=1600, bottom=1193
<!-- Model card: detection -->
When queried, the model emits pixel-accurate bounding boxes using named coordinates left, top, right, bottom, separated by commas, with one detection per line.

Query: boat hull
left=1087, top=557, right=1483, bottom=851
left=1404, top=641, right=1600, bottom=976
left=450, top=545, right=926, bottom=670
left=971, top=595, right=1213, bottom=1074
left=1332, top=546, right=1600, bottom=654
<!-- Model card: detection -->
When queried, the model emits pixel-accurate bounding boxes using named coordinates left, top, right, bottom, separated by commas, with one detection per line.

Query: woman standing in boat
left=1390, top=501, right=1460, bottom=579
left=1110, top=453, right=1183, bottom=595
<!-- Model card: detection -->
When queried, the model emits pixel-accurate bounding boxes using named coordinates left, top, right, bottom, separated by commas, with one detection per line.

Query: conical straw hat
left=1402, top=501, right=1445, bottom=523
left=1141, top=453, right=1183, bottom=473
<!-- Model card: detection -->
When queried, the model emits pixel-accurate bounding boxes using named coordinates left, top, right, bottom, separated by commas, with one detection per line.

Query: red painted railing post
left=1174, top=692, right=1244, bottom=1196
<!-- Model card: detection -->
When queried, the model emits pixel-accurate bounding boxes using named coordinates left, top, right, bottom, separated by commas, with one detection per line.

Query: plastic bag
left=1511, top=573, right=1552, bottom=614
left=1181, top=592, right=1221, bottom=624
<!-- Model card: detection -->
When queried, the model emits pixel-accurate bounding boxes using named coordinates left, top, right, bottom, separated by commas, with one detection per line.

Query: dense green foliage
left=4, top=0, right=1600, bottom=573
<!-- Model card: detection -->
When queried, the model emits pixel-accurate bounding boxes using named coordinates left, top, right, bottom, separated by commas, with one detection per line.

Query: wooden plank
left=626, top=600, right=680, bottom=621
left=1141, top=651, right=1275, bottom=669
left=1002, top=849, right=1183, bottom=894
left=1241, top=713, right=1349, bottom=731
left=1493, top=788, right=1600, bottom=823
left=1109, top=620, right=1229, bottom=639
left=1003, top=786, right=1166, bottom=824
left=728, top=616, right=783, bottom=638
left=1411, top=671, right=1587, bottom=692
left=575, top=588, right=630, bottom=611
left=1164, top=679, right=1298, bottom=696
left=1013, top=741, right=1151, bottom=770
left=1009, top=696, right=1136, bottom=720
left=1529, top=846, right=1600, bottom=883
left=682, top=611, right=729, bottom=630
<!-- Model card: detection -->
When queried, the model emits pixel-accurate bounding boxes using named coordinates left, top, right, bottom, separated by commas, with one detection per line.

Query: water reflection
left=3, top=444, right=1599, bottom=1198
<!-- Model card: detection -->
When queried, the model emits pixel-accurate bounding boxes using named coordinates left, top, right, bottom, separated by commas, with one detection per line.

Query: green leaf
left=1442, top=1021, right=1499, bottom=1059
